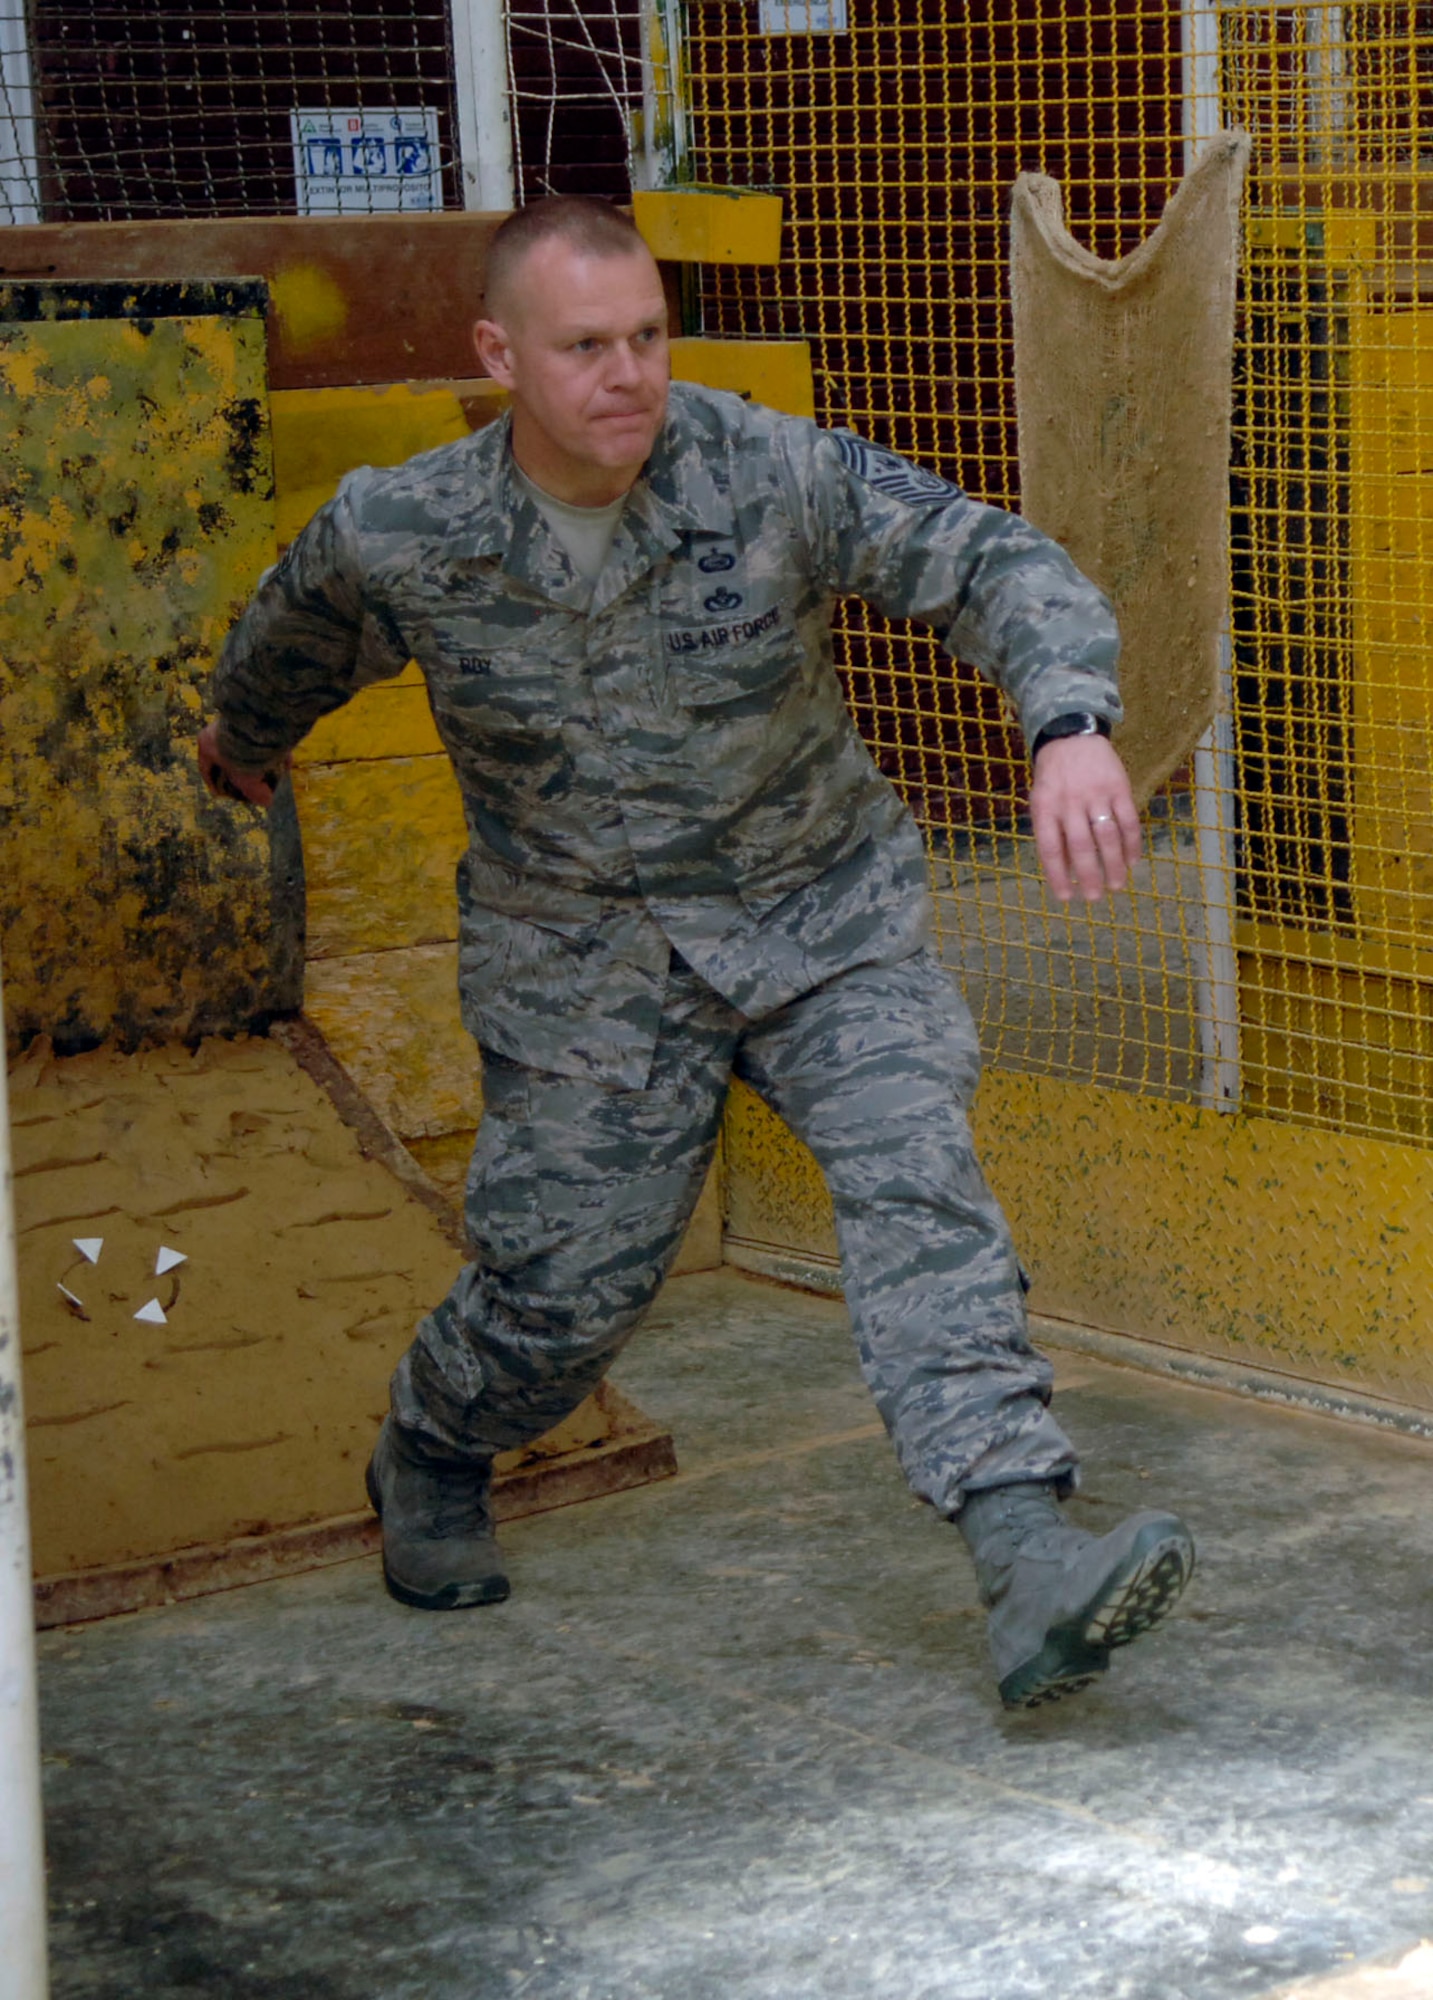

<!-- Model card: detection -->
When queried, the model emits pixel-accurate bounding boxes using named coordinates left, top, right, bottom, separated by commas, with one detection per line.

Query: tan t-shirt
left=514, top=464, right=627, bottom=604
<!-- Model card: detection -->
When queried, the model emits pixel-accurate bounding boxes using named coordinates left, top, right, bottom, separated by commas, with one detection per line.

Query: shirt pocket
left=661, top=602, right=802, bottom=715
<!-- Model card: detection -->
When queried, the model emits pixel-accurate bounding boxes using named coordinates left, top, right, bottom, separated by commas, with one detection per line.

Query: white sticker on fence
left=291, top=108, right=442, bottom=215
left=758, top=0, right=848, bottom=32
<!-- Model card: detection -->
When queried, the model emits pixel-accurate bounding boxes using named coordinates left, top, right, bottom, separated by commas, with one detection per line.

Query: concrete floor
left=37, top=1267, right=1433, bottom=2000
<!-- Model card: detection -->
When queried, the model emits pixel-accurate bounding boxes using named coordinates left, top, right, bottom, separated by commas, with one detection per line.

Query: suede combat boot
left=365, top=1416, right=510, bottom=1612
left=958, top=1482, right=1194, bottom=1709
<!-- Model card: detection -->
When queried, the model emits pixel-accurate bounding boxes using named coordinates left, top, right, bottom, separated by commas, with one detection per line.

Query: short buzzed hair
left=483, top=196, right=651, bottom=319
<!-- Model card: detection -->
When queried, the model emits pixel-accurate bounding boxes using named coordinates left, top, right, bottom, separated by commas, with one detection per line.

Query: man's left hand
left=1028, top=733, right=1142, bottom=904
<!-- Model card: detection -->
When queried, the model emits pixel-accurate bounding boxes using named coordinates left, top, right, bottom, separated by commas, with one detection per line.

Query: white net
left=3, top=0, right=463, bottom=221
left=505, top=0, right=642, bottom=203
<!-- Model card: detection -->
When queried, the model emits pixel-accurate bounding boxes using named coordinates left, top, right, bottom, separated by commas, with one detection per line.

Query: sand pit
left=9, top=1032, right=671, bottom=1610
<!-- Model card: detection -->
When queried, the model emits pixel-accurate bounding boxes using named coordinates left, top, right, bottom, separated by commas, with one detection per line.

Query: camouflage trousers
left=390, top=947, right=1080, bottom=1517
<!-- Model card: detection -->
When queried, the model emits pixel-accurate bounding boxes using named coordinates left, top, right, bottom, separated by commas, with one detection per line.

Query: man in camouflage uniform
left=201, top=196, right=1193, bottom=1709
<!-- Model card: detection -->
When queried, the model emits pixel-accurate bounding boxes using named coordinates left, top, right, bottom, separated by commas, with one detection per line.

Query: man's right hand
left=197, top=719, right=288, bottom=809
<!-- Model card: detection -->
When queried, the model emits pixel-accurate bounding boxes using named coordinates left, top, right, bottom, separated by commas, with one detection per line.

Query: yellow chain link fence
left=683, top=0, right=1433, bottom=1154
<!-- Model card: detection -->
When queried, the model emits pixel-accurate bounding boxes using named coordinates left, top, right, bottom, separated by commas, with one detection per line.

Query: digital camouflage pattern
left=212, top=382, right=1118, bottom=1508
left=391, top=950, right=1079, bottom=1514
left=212, top=383, right=1121, bottom=1088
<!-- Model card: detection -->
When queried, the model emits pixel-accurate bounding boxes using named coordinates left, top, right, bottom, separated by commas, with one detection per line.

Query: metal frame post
left=1183, top=0, right=1243, bottom=1111
left=632, top=0, right=690, bottom=193
left=450, top=0, right=516, bottom=211
left=0, top=3, right=41, bottom=226
left=0, top=956, right=49, bottom=2000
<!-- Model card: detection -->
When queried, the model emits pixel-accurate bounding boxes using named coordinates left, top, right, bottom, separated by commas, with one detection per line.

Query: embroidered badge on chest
left=698, top=549, right=736, bottom=573
left=703, top=587, right=743, bottom=614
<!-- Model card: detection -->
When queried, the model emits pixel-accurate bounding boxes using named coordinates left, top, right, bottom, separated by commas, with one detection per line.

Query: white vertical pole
left=0, top=959, right=49, bottom=2000
left=0, top=3, right=41, bottom=227
left=450, top=0, right=516, bottom=211
left=1183, top=0, right=1243, bottom=1111
left=632, top=0, right=690, bottom=193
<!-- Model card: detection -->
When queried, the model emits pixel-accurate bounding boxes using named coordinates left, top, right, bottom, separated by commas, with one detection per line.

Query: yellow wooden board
left=11, top=1037, right=465, bottom=1574
left=1348, top=307, right=1433, bottom=945
left=269, top=379, right=476, bottom=544
left=671, top=336, right=816, bottom=419
left=633, top=188, right=784, bottom=265
left=304, top=941, right=481, bottom=1143
left=293, top=663, right=444, bottom=766
left=293, top=754, right=466, bottom=960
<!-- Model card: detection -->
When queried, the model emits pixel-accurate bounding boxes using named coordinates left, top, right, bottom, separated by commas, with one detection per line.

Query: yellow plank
left=292, top=663, right=443, bottom=766
left=304, top=941, right=480, bottom=1142
left=722, top=1069, right=1433, bottom=1410
left=269, top=379, right=475, bottom=544
left=670, top=336, right=816, bottom=419
left=633, top=188, right=784, bottom=265
left=292, top=754, right=466, bottom=960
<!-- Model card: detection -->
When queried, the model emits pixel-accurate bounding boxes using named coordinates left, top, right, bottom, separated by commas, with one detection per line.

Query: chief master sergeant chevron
left=199, top=195, right=1194, bottom=1711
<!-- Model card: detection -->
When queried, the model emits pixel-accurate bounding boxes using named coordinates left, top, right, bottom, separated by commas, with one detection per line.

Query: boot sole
left=998, top=1526, right=1194, bottom=1711
left=379, top=1563, right=511, bottom=1612
left=366, top=1457, right=511, bottom=1613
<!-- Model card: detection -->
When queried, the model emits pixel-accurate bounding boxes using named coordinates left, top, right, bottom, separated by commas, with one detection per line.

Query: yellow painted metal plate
left=633, top=188, right=784, bottom=265
left=0, top=289, right=279, bottom=1052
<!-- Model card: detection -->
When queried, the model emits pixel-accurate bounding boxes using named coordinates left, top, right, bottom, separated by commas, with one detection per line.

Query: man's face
left=474, top=237, right=671, bottom=502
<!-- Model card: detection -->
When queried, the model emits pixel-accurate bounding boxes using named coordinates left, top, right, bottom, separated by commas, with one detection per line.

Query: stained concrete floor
left=37, top=1267, right=1433, bottom=2000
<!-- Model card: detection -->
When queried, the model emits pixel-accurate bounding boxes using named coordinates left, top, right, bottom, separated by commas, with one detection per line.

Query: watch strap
left=1030, top=711, right=1113, bottom=760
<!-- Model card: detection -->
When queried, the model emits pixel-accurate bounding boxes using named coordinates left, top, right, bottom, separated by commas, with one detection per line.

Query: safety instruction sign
left=758, top=0, right=848, bottom=31
left=290, top=108, right=442, bottom=214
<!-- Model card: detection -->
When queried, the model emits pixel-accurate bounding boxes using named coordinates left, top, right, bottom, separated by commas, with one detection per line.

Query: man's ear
left=473, top=317, right=515, bottom=388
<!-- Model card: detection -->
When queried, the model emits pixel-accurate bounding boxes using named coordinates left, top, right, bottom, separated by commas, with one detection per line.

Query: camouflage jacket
left=212, top=382, right=1121, bottom=1086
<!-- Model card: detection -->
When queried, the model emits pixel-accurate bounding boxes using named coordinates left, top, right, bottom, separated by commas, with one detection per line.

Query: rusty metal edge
left=34, top=1427, right=678, bottom=1630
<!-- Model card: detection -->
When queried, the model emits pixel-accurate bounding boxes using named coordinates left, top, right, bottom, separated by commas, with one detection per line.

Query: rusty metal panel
left=0, top=217, right=686, bottom=389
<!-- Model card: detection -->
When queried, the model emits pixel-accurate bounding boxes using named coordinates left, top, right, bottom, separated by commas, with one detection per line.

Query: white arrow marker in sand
left=133, top=1299, right=168, bottom=1325
left=72, top=1238, right=104, bottom=1264
left=155, top=1246, right=187, bottom=1276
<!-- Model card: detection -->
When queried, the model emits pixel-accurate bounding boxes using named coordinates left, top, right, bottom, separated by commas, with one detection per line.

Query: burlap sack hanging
left=1009, top=130, right=1251, bottom=806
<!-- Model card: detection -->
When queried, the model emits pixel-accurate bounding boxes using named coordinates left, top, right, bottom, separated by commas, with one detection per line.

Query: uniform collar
left=448, top=387, right=736, bottom=610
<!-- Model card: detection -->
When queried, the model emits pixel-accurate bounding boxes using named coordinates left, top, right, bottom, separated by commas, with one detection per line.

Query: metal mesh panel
left=4, top=0, right=461, bottom=220
left=683, top=0, right=1433, bottom=1148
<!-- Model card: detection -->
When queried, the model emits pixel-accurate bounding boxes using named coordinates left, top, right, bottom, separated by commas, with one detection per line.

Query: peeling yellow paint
left=0, top=296, right=279, bottom=1052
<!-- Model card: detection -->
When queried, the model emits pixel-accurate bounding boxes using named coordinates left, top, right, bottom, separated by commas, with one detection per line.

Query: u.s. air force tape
left=835, top=431, right=964, bottom=507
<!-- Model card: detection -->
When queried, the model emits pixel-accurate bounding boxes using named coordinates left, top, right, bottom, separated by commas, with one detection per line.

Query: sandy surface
left=10, top=1034, right=473, bottom=1576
